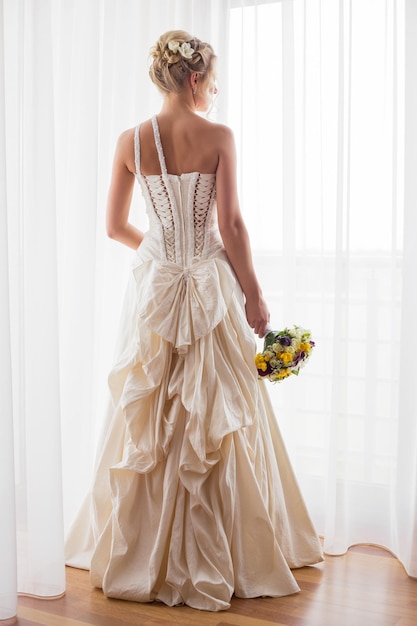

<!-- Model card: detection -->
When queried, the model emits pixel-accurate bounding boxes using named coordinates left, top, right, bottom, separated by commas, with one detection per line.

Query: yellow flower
left=255, top=354, right=267, bottom=371
left=279, top=352, right=293, bottom=365
left=300, top=342, right=311, bottom=353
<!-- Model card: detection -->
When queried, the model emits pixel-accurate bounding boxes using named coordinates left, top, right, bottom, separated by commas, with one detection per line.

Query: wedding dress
left=65, top=115, right=323, bottom=612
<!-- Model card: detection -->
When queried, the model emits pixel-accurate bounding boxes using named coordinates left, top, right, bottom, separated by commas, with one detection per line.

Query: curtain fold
left=396, top=0, right=417, bottom=576
left=3, top=0, right=65, bottom=607
left=1, top=0, right=416, bottom=619
left=324, top=0, right=353, bottom=555
left=0, top=1, right=17, bottom=618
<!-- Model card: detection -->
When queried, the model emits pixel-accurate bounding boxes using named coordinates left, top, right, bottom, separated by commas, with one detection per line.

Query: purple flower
left=258, top=369, right=269, bottom=377
left=279, top=336, right=292, bottom=346
left=294, top=351, right=306, bottom=365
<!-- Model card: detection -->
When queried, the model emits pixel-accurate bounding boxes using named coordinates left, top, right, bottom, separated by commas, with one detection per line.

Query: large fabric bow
left=133, top=257, right=237, bottom=354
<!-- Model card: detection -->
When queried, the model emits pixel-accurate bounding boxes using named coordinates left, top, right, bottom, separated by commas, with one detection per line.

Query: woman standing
left=67, top=30, right=323, bottom=612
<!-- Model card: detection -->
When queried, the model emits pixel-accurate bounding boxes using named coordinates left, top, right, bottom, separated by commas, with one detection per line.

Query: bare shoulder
left=118, top=126, right=134, bottom=145
left=114, top=124, right=144, bottom=173
left=197, top=120, right=235, bottom=157
left=202, top=119, right=234, bottom=140
left=116, top=117, right=152, bottom=150
left=210, top=123, right=236, bottom=165
left=114, top=127, right=135, bottom=162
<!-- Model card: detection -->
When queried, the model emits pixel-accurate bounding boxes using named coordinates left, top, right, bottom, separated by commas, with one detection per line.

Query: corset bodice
left=134, top=117, right=224, bottom=266
left=131, top=116, right=237, bottom=353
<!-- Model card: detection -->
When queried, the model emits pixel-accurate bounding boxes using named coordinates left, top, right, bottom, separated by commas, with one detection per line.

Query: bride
left=65, top=29, right=323, bottom=612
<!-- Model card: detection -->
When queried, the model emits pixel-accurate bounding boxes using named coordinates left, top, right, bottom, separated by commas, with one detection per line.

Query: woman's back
left=137, top=113, right=223, bottom=177
left=135, top=115, right=223, bottom=267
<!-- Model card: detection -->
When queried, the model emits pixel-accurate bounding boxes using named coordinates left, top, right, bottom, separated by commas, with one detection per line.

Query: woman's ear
left=190, top=72, right=199, bottom=92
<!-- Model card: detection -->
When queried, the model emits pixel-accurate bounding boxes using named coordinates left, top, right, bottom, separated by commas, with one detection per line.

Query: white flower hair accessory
left=168, top=40, right=194, bottom=59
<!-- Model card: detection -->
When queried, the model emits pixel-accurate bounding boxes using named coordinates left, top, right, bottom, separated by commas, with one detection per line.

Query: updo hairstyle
left=149, top=30, right=216, bottom=94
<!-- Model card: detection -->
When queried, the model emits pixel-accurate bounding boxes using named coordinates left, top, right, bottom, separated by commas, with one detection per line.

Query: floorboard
left=15, top=545, right=417, bottom=626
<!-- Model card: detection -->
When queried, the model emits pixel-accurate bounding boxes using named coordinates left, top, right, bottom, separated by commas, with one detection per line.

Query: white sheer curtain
left=1, top=0, right=65, bottom=618
left=1, top=0, right=416, bottom=620
left=1, top=0, right=230, bottom=619
left=228, top=0, right=417, bottom=575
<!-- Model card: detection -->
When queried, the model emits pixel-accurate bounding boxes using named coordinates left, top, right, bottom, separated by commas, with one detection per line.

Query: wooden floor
left=14, top=545, right=417, bottom=626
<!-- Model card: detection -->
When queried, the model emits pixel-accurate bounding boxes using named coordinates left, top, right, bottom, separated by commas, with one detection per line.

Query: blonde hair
left=149, top=30, right=216, bottom=94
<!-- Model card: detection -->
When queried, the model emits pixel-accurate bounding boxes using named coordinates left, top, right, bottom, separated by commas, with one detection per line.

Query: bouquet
left=255, top=325, right=315, bottom=382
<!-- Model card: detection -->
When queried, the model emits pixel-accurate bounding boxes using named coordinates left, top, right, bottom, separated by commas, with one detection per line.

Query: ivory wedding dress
left=65, top=116, right=323, bottom=612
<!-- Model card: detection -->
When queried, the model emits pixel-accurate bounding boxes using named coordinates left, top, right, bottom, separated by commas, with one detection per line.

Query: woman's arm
left=106, top=130, right=144, bottom=250
left=215, top=126, right=270, bottom=337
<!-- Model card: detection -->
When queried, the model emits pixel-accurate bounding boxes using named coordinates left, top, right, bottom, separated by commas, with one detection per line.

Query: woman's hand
left=245, top=293, right=270, bottom=338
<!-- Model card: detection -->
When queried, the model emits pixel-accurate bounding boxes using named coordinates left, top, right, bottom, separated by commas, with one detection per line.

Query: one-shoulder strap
left=134, top=124, right=140, bottom=176
left=151, top=115, right=169, bottom=176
